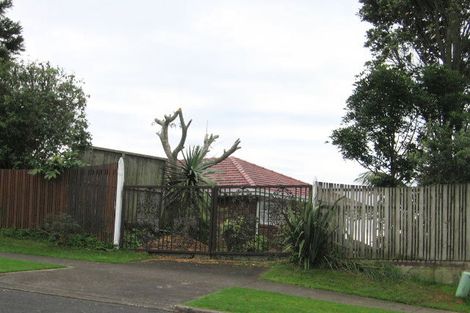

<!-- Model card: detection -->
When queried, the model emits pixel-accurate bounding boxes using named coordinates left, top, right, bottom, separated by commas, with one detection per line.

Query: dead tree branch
left=155, top=109, right=241, bottom=168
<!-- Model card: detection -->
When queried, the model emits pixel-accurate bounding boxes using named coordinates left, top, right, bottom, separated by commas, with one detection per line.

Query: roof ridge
left=231, top=156, right=309, bottom=185
left=230, top=157, right=256, bottom=186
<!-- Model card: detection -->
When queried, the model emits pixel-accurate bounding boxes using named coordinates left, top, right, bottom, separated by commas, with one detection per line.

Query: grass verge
left=187, top=287, right=401, bottom=313
left=262, top=264, right=470, bottom=313
left=0, top=236, right=152, bottom=264
left=0, top=256, right=63, bottom=273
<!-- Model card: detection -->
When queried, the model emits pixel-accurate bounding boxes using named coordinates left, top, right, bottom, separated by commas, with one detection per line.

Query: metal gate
left=121, top=185, right=311, bottom=256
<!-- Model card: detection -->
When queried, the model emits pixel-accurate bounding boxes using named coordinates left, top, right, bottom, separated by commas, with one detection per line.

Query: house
left=206, top=157, right=312, bottom=249
left=83, top=147, right=311, bottom=253
left=207, top=156, right=310, bottom=188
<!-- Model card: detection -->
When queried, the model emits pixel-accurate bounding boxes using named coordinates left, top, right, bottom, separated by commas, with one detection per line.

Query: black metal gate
left=121, top=185, right=311, bottom=256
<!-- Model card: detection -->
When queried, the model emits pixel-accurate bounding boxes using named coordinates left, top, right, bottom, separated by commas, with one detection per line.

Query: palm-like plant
left=283, top=201, right=336, bottom=269
left=167, top=145, right=216, bottom=187
left=161, top=146, right=217, bottom=242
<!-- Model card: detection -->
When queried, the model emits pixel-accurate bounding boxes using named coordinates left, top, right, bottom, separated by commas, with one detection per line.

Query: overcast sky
left=10, top=0, right=371, bottom=184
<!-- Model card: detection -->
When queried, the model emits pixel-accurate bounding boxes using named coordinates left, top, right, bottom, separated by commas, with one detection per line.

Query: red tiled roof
left=207, top=157, right=309, bottom=187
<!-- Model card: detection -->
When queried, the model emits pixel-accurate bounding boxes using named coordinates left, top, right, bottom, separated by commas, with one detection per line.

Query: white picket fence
left=316, top=182, right=470, bottom=262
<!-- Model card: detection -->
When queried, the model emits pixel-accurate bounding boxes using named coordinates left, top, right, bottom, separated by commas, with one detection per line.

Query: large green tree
left=0, top=0, right=24, bottom=61
left=415, top=65, right=470, bottom=184
left=332, top=0, right=470, bottom=186
left=0, top=61, right=91, bottom=178
left=359, top=0, right=470, bottom=77
left=331, top=65, right=419, bottom=186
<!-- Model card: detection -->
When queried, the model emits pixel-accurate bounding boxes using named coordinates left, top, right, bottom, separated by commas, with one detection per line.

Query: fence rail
left=0, top=164, right=118, bottom=242
left=317, top=182, right=470, bottom=262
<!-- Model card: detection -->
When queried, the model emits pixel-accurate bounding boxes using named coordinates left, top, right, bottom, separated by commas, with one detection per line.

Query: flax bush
left=283, top=202, right=336, bottom=269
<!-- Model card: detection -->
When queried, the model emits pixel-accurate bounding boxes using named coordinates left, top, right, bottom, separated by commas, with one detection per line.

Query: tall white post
left=113, top=157, right=125, bottom=248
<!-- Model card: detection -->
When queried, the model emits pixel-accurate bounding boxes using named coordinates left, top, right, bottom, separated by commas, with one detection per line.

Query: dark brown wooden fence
left=0, top=164, right=118, bottom=242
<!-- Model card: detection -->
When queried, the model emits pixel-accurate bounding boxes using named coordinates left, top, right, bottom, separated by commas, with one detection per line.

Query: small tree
left=154, top=109, right=241, bottom=239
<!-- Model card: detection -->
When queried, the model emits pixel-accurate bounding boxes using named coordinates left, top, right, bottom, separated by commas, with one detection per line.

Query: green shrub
left=64, top=233, right=112, bottom=250
left=246, top=234, right=269, bottom=252
left=123, top=222, right=159, bottom=249
left=282, top=201, right=335, bottom=269
left=1, top=214, right=111, bottom=250
left=42, top=213, right=82, bottom=246
left=0, top=228, right=46, bottom=240
left=222, top=216, right=256, bottom=252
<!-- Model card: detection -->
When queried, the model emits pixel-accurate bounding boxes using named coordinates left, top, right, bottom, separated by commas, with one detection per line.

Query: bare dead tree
left=154, top=108, right=241, bottom=169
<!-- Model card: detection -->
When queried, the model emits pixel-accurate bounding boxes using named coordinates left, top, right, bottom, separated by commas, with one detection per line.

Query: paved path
left=0, top=253, right=458, bottom=313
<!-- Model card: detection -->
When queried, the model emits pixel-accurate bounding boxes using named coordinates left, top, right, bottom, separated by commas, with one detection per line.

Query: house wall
left=81, top=146, right=166, bottom=186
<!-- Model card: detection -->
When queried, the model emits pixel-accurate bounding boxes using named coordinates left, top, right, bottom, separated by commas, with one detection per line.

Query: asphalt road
left=0, top=288, right=166, bottom=313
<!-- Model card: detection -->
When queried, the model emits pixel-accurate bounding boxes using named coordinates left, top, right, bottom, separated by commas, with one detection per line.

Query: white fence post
left=312, top=178, right=319, bottom=205
left=113, top=157, right=125, bottom=248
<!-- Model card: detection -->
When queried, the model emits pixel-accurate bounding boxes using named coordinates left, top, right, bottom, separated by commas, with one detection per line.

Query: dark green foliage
left=416, top=65, right=470, bottom=184
left=418, top=122, right=470, bottom=184
left=354, top=171, right=402, bottom=187
left=222, top=216, right=256, bottom=252
left=29, top=151, right=85, bottom=180
left=282, top=202, right=335, bottom=269
left=122, top=222, right=158, bottom=249
left=0, top=0, right=24, bottom=61
left=0, top=214, right=111, bottom=249
left=359, top=0, right=470, bottom=77
left=1, top=226, right=110, bottom=250
left=62, top=233, right=111, bottom=249
left=43, top=214, right=112, bottom=249
left=166, top=145, right=216, bottom=187
left=246, top=234, right=269, bottom=252
left=0, top=61, right=91, bottom=178
left=161, top=146, right=213, bottom=242
left=163, top=146, right=215, bottom=221
left=0, top=228, right=45, bottom=240
left=417, top=65, right=469, bottom=130
left=41, top=213, right=82, bottom=246
left=331, top=65, right=418, bottom=186
left=333, top=0, right=470, bottom=186
left=333, top=1, right=470, bottom=185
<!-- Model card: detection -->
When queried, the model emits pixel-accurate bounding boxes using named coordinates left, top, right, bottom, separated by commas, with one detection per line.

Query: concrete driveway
left=0, top=253, right=263, bottom=311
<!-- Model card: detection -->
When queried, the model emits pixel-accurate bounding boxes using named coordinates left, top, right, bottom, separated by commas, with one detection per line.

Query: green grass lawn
left=0, top=236, right=152, bottom=264
left=262, top=264, right=470, bottom=313
left=0, top=256, right=63, bottom=273
left=187, top=287, right=401, bottom=313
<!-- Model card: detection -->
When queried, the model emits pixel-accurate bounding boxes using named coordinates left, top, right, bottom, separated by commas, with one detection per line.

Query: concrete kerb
left=174, top=305, right=221, bottom=313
